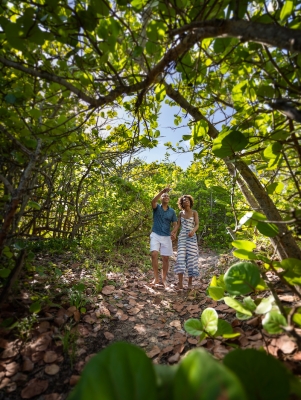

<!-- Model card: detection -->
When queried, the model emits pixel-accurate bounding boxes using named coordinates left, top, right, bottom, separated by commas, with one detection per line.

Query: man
left=150, top=187, right=177, bottom=287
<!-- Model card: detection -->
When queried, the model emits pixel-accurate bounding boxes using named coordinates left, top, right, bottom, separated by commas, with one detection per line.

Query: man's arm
left=171, top=211, right=180, bottom=240
left=151, top=187, right=171, bottom=209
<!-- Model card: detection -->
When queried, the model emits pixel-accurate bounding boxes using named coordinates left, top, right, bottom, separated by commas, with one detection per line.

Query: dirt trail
left=1, top=248, right=300, bottom=399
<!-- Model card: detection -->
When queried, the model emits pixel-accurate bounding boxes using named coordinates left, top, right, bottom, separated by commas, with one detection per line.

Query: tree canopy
left=1, top=0, right=301, bottom=260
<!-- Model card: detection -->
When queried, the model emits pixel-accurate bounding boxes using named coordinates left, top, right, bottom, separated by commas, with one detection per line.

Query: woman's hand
left=188, top=231, right=195, bottom=237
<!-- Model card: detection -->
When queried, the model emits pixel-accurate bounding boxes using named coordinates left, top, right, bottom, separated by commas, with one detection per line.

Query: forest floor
left=0, top=246, right=301, bottom=400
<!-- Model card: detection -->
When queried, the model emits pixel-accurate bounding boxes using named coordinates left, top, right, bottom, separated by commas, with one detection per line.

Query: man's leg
left=162, top=255, right=169, bottom=287
left=151, top=250, right=160, bottom=284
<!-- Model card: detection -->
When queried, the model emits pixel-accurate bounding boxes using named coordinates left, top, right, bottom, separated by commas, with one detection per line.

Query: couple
left=150, top=187, right=199, bottom=290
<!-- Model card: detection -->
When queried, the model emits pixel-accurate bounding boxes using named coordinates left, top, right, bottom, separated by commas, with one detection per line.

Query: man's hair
left=177, top=194, right=194, bottom=209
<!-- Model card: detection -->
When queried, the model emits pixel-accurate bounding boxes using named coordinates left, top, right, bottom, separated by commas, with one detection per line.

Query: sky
left=138, top=102, right=194, bottom=170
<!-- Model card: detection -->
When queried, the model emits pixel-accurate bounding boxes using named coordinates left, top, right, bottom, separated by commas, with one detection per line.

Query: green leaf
left=208, top=286, right=224, bottom=300
left=201, top=308, right=218, bottom=336
left=263, top=142, right=282, bottom=159
left=27, top=200, right=41, bottom=210
left=262, top=311, right=287, bottom=334
left=212, top=129, right=248, bottom=158
left=213, top=37, right=232, bottom=53
left=68, top=342, right=157, bottom=400
left=174, top=348, right=247, bottom=400
left=233, top=249, right=257, bottom=260
left=91, top=0, right=110, bottom=16
left=4, top=94, right=17, bottom=104
left=232, top=240, right=256, bottom=251
left=191, top=120, right=208, bottom=144
left=243, top=296, right=257, bottom=312
left=224, top=297, right=252, bottom=316
left=154, top=364, right=178, bottom=400
left=132, top=46, right=143, bottom=57
left=280, top=0, right=294, bottom=21
left=224, top=348, right=290, bottom=400
left=29, top=301, right=41, bottom=314
left=256, top=221, right=279, bottom=237
left=266, top=182, right=284, bottom=195
left=215, top=319, right=234, bottom=337
left=0, top=268, right=11, bottom=278
left=184, top=319, right=203, bottom=336
left=255, top=295, right=275, bottom=314
left=224, top=262, right=261, bottom=295
left=182, top=135, right=191, bottom=140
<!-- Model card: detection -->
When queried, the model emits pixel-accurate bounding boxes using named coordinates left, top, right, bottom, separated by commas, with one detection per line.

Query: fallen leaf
left=5, top=361, right=19, bottom=377
left=104, top=332, right=114, bottom=340
left=271, top=335, right=297, bottom=354
left=69, top=375, right=80, bottom=386
left=102, top=285, right=115, bottom=295
left=213, top=344, right=229, bottom=359
left=146, top=346, right=161, bottom=358
left=168, top=353, right=180, bottom=364
left=44, top=394, right=62, bottom=400
left=0, top=340, right=21, bottom=359
left=21, top=378, right=48, bottom=398
left=187, top=338, right=198, bottom=345
left=173, top=343, right=185, bottom=354
left=43, top=351, right=58, bottom=364
left=0, top=377, right=10, bottom=390
left=22, top=358, right=34, bottom=372
left=134, top=324, right=146, bottom=335
left=45, top=364, right=60, bottom=375
left=161, top=345, right=174, bottom=354
left=73, top=310, right=80, bottom=322
left=31, top=352, right=45, bottom=363
left=11, top=372, right=27, bottom=382
left=169, top=320, right=182, bottom=330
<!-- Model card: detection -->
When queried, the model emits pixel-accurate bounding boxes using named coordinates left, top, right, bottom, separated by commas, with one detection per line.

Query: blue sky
left=139, top=102, right=194, bottom=169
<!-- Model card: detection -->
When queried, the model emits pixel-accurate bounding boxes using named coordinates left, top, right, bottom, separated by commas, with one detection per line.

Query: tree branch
left=169, top=19, right=301, bottom=54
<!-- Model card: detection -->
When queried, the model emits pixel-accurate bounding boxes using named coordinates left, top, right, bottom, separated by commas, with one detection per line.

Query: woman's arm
left=188, top=211, right=199, bottom=237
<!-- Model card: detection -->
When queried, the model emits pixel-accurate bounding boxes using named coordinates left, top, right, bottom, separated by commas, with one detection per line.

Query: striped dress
left=174, top=216, right=199, bottom=277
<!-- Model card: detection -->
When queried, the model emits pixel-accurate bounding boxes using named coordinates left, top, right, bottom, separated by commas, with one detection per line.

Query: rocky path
left=1, top=248, right=300, bottom=399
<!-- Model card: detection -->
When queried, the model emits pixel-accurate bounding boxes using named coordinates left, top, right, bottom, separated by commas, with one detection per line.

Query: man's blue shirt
left=152, top=204, right=177, bottom=236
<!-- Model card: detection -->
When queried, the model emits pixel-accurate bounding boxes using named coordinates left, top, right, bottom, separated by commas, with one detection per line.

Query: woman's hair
left=177, top=194, right=194, bottom=209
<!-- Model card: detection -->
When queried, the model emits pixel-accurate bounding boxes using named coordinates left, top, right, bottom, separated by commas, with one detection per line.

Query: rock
left=45, top=364, right=60, bottom=375
left=21, top=378, right=48, bottom=398
left=104, top=332, right=114, bottom=341
left=69, top=375, right=80, bottom=386
left=22, top=358, right=34, bottom=372
left=168, top=353, right=180, bottom=364
left=5, top=361, right=19, bottom=377
left=43, top=351, right=58, bottom=364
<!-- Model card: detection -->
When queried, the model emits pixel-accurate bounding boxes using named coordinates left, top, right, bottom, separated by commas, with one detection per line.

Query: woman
left=171, top=195, right=199, bottom=290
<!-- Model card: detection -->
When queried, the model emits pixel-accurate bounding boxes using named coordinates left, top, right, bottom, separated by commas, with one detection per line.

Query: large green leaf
left=232, top=240, right=256, bottom=251
left=224, top=297, right=252, bottom=316
left=280, top=0, right=294, bottom=21
left=184, top=319, right=203, bottom=336
left=68, top=342, right=157, bottom=400
left=233, top=249, right=257, bottom=260
left=224, top=262, right=261, bottom=295
left=201, top=308, right=218, bottom=336
left=174, top=348, right=247, bottom=400
left=262, top=311, right=287, bottom=334
left=256, top=221, right=279, bottom=237
left=224, top=349, right=290, bottom=400
left=208, top=286, right=224, bottom=300
left=255, top=295, right=274, bottom=314
left=212, top=129, right=248, bottom=158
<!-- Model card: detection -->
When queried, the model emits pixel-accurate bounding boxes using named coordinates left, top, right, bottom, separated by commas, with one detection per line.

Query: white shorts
left=150, top=232, right=173, bottom=256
